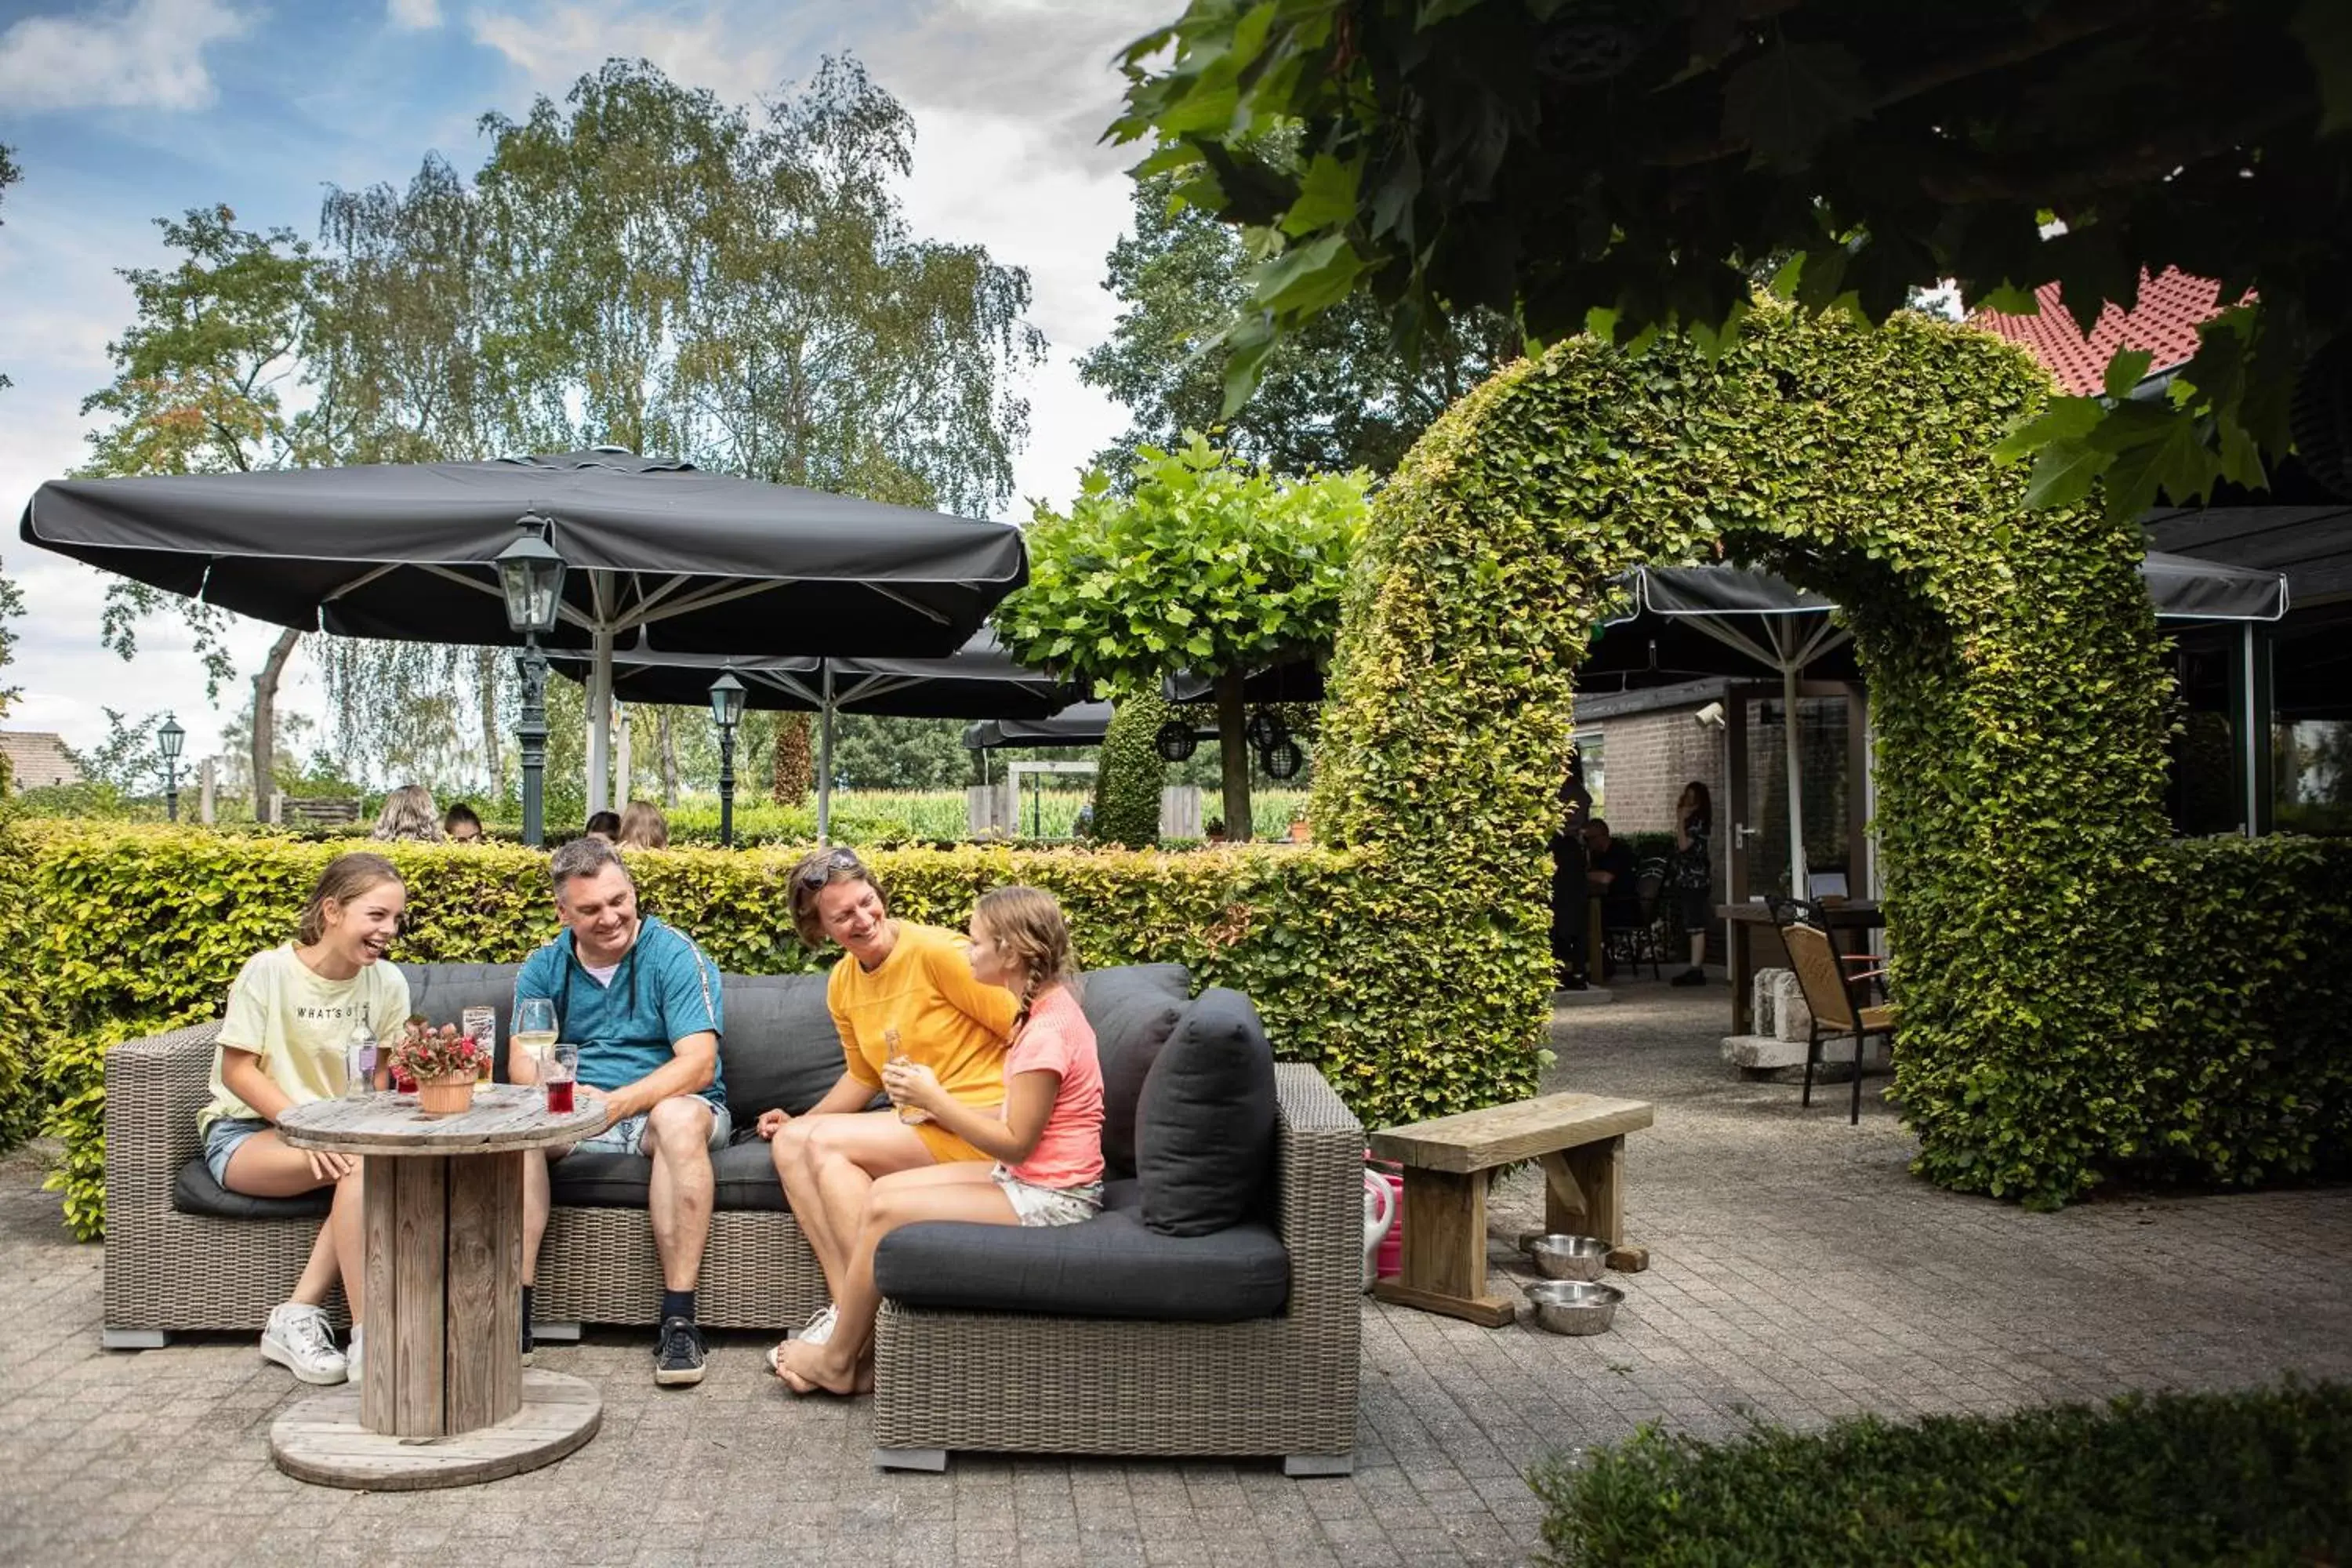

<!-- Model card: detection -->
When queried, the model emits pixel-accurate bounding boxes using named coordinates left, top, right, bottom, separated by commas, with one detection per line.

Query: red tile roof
left=1970, top=267, right=2233, bottom=396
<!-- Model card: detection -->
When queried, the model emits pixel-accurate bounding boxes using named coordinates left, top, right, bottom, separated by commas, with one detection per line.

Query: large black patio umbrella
left=19, top=448, right=1029, bottom=820
left=964, top=701, right=1118, bottom=750
left=548, top=630, right=1083, bottom=840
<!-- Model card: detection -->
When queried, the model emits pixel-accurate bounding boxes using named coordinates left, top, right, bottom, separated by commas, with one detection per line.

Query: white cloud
left=466, top=2, right=808, bottom=107
left=388, top=0, right=443, bottom=29
left=0, top=0, right=252, bottom=114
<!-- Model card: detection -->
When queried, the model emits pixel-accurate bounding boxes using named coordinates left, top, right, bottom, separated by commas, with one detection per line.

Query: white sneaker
left=260, top=1303, right=347, bottom=1386
left=348, top=1323, right=363, bottom=1387
left=794, top=1304, right=838, bottom=1346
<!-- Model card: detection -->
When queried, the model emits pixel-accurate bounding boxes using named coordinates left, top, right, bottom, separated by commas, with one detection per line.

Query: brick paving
left=5, top=982, right=2349, bottom=1566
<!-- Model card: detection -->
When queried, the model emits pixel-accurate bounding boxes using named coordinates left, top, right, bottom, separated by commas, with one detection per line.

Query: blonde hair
left=372, top=784, right=442, bottom=843
left=973, top=884, right=1080, bottom=1028
left=297, top=852, right=404, bottom=946
left=617, top=800, right=669, bottom=850
left=788, top=847, right=887, bottom=948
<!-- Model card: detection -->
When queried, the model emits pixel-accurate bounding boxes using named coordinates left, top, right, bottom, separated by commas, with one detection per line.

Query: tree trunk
left=1215, top=668, right=1252, bottom=843
left=658, top=708, right=680, bottom=807
left=252, top=628, right=302, bottom=821
left=477, top=647, right=503, bottom=796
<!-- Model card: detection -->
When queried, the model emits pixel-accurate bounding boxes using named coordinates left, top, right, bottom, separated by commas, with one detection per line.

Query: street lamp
left=709, top=671, right=746, bottom=849
left=157, top=713, right=185, bottom=823
left=496, top=517, right=566, bottom=848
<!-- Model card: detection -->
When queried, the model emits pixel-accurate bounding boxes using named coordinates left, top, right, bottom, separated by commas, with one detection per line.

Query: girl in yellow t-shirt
left=200, top=852, right=410, bottom=1388
left=757, top=847, right=1014, bottom=1364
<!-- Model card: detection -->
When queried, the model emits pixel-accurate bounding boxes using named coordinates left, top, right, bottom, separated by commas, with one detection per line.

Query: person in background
left=372, top=784, right=441, bottom=843
left=776, top=885, right=1102, bottom=1397
left=201, top=852, right=411, bottom=1386
left=1669, top=781, right=1715, bottom=987
left=583, top=810, right=622, bottom=843
left=1584, top=816, right=1640, bottom=973
left=760, top=848, right=1016, bottom=1366
left=1548, top=760, right=1594, bottom=990
left=617, top=800, right=669, bottom=851
left=442, top=803, right=485, bottom=843
left=511, top=838, right=728, bottom=1385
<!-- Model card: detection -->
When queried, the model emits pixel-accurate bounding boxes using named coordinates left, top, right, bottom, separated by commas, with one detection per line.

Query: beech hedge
left=1308, top=299, right=2311, bottom=1209
left=6, top=821, right=1521, bottom=1239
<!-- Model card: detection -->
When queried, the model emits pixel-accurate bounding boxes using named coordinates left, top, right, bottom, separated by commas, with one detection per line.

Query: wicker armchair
left=1778, top=921, right=1897, bottom=1124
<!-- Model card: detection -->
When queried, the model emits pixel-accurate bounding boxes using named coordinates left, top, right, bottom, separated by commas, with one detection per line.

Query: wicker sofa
left=100, top=959, right=1363, bottom=1472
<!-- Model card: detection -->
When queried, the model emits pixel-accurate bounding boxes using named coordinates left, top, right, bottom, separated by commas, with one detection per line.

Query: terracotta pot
left=415, top=1073, right=477, bottom=1116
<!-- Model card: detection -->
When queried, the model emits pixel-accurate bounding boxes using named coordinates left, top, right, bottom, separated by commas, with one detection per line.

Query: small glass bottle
left=344, top=1021, right=378, bottom=1098
left=884, top=1027, right=927, bottom=1124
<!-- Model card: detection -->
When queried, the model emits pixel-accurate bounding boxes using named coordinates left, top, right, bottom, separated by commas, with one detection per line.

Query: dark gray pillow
left=398, top=962, right=523, bottom=1080
left=172, top=1156, right=331, bottom=1221
left=1135, top=987, right=1276, bottom=1237
left=1079, top=964, right=1190, bottom=1180
left=717, top=971, right=846, bottom=1126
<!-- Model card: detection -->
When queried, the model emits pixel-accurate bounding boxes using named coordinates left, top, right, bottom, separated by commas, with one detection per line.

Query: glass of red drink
left=546, top=1043, right=579, bottom=1115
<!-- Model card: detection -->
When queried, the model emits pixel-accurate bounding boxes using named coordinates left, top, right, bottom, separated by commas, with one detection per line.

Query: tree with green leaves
left=994, top=435, right=1368, bottom=840
left=1112, top=2, right=2352, bottom=517
left=76, top=205, right=332, bottom=804
left=1092, top=688, right=1171, bottom=848
left=1081, top=171, right=1515, bottom=479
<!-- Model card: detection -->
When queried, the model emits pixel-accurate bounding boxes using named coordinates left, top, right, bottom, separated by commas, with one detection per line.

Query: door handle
left=1734, top=822, right=1760, bottom=847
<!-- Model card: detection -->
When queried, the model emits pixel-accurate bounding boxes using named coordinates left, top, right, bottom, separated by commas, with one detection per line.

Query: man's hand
left=753, top=1108, right=790, bottom=1140
left=577, top=1083, right=615, bottom=1131
left=305, top=1149, right=355, bottom=1184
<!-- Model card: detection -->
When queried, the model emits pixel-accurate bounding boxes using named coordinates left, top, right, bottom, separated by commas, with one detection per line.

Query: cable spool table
left=270, top=1084, right=608, bottom=1490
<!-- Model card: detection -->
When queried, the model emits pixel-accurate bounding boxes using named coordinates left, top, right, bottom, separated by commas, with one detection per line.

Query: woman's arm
left=888, top=1065, right=1058, bottom=1165
left=220, top=1048, right=295, bottom=1123
left=924, top=941, right=1019, bottom=1039
left=753, top=1069, right=881, bottom=1138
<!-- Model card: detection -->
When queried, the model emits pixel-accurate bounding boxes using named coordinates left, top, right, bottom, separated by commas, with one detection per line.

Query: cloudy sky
left=0, top=0, right=1166, bottom=764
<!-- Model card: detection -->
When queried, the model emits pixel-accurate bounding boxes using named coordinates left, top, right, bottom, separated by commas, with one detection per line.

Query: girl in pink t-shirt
left=776, top=885, right=1104, bottom=1396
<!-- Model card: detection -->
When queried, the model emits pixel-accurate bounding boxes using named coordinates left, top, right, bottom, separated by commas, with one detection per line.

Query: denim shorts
left=567, top=1098, right=731, bottom=1158
left=991, top=1164, right=1102, bottom=1227
left=202, top=1116, right=273, bottom=1185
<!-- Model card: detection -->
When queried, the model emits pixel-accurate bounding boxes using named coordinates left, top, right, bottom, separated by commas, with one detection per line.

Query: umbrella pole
left=818, top=662, right=835, bottom=846
left=1782, top=653, right=1808, bottom=898
left=587, top=622, right=615, bottom=818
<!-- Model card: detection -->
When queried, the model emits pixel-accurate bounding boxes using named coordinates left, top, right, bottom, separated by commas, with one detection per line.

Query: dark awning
left=2142, top=504, right=2352, bottom=608
left=19, top=448, right=1028, bottom=658
left=548, top=630, right=1080, bottom=720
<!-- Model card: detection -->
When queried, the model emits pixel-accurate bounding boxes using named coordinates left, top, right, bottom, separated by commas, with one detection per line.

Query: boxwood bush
left=1529, top=1381, right=2352, bottom=1567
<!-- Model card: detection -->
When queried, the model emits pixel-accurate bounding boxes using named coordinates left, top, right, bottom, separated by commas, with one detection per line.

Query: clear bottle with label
left=344, top=1020, right=378, bottom=1098
left=884, top=1027, right=927, bottom=1124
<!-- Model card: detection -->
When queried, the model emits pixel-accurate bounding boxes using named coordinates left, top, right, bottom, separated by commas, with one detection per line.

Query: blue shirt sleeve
left=648, top=924, right=724, bottom=1046
left=514, top=942, right=562, bottom=1024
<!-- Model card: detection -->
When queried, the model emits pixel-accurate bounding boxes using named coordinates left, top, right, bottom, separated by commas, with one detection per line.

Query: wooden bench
left=283, top=796, right=364, bottom=828
left=1368, top=1091, right=1654, bottom=1327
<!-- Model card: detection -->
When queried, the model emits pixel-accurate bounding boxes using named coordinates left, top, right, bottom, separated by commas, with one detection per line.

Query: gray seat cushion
left=172, top=1156, right=332, bottom=1221
left=1136, top=988, right=1276, bottom=1237
left=550, top=1138, right=787, bottom=1212
left=873, top=1180, right=1287, bottom=1321
left=1080, top=964, right=1190, bottom=1181
left=717, top=971, right=845, bottom=1126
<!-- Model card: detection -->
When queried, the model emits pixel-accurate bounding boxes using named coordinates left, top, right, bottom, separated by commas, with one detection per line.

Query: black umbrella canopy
left=19, top=449, right=1028, bottom=658
left=964, top=702, right=1117, bottom=750
left=548, top=630, right=1083, bottom=720
left=1164, top=655, right=1328, bottom=706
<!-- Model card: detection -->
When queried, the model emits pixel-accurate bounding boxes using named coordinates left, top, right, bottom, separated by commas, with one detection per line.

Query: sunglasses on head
left=798, top=849, right=863, bottom=889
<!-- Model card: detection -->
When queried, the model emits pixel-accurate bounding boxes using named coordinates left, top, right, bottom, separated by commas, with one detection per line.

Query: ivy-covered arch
left=1309, top=302, right=2176, bottom=1207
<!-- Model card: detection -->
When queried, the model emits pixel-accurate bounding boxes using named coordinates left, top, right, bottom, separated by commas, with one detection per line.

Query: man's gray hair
left=550, top=835, right=629, bottom=898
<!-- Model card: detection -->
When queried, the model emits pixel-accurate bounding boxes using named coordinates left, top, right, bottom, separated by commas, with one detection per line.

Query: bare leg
left=790, top=1113, right=937, bottom=1298
left=780, top=1163, right=1014, bottom=1397
left=522, top=1149, right=552, bottom=1287
left=223, top=1131, right=363, bottom=1319
left=772, top=1120, right=840, bottom=1283
left=1689, top=931, right=1707, bottom=969
left=642, top=1098, right=716, bottom=1292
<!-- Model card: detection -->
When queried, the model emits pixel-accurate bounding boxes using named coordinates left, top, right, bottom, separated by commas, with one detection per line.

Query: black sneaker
left=521, top=1315, right=535, bottom=1368
left=654, top=1315, right=706, bottom=1387
left=1670, top=966, right=1707, bottom=987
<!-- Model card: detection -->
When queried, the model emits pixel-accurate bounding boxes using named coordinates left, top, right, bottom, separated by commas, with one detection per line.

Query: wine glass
left=512, top=997, right=558, bottom=1078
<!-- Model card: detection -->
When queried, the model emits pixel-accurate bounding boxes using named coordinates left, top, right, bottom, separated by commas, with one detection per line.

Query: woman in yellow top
left=759, top=847, right=1016, bottom=1358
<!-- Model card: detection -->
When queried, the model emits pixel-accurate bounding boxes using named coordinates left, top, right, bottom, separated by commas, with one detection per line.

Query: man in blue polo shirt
left=514, top=837, right=727, bottom=1386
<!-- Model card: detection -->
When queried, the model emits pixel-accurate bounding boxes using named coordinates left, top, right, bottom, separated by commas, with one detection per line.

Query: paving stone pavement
left=4, top=981, right=2349, bottom=1566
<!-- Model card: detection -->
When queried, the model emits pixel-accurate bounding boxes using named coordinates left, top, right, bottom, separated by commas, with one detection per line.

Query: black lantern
left=157, top=713, right=186, bottom=822
left=497, top=517, right=566, bottom=848
left=710, top=670, right=746, bottom=848
left=1244, top=709, right=1283, bottom=750
left=1154, top=719, right=1198, bottom=762
left=1261, top=738, right=1305, bottom=780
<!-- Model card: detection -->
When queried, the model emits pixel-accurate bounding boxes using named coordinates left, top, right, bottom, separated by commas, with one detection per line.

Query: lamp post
left=158, top=714, right=185, bottom=823
left=709, top=671, right=746, bottom=849
left=496, top=518, right=566, bottom=848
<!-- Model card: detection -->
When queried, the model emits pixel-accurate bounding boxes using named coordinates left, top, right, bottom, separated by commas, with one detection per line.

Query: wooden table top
left=1370, top=1091, right=1654, bottom=1174
left=278, top=1083, right=608, bottom=1156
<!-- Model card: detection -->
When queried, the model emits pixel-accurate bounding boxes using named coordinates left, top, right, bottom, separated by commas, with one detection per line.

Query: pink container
left=1368, top=1165, right=1404, bottom=1280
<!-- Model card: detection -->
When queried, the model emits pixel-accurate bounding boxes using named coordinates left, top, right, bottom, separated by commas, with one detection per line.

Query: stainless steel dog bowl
left=1523, top=1279, right=1624, bottom=1336
left=1526, top=1233, right=1611, bottom=1282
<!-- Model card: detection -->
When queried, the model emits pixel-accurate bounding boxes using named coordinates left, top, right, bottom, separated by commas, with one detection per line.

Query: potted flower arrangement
left=391, top=1018, right=485, bottom=1116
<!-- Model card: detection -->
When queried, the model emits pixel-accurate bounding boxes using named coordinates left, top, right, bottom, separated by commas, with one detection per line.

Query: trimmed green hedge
left=1094, top=689, right=1170, bottom=849
left=8, top=822, right=1517, bottom=1238
left=1529, top=1381, right=2352, bottom=1566
left=1311, top=300, right=2197, bottom=1207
